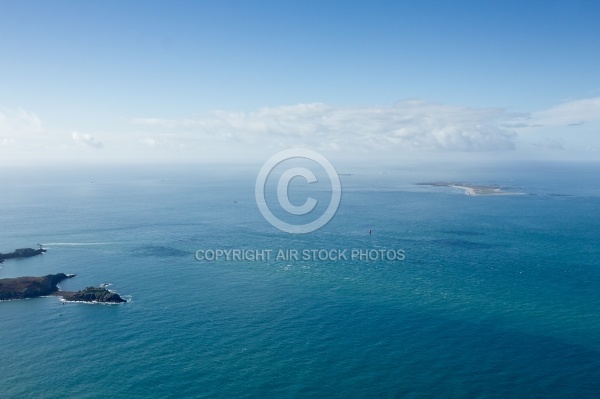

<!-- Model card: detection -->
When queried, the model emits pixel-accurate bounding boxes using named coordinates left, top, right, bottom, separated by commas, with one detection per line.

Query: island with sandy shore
left=417, top=182, right=525, bottom=196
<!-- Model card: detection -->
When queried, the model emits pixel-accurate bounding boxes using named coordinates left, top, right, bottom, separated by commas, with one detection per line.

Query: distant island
left=417, top=182, right=525, bottom=196
left=0, top=247, right=46, bottom=263
left=0, top=274, right=126, bottom=303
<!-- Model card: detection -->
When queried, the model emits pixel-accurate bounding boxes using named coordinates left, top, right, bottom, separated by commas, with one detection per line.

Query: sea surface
left=1, top=161, right=599, bottom=398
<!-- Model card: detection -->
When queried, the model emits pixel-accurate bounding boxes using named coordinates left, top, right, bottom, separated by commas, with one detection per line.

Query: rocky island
left=417, top=182, right=525, bottom=196
left=0, top=273, right=126, bottom=303
left=59, top=286, right=126, bottom=303
left=0, top=247, right=47, bottom=263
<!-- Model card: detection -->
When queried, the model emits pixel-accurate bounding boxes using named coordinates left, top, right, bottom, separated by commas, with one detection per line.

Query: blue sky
left=1, top=0, right=600, bottom=163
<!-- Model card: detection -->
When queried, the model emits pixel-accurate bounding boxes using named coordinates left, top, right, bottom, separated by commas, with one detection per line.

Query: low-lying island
left=417, top=182, right=525, bottom=196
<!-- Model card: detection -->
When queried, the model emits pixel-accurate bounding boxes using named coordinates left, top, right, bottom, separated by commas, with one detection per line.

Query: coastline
left=449, top=185, right=477, bottom=196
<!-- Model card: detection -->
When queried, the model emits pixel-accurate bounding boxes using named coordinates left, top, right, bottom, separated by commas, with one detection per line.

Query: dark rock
left=0, top=248, right=47, bottom=261
left=0, top=271, right=126, bottom=304
left=62, top=286, right=126, bottom=303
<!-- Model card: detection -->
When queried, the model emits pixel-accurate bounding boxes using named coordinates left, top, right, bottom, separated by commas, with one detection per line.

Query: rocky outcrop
left=0, top=274, right=126, bottom=303
left=0, top=248, right=127, bottom=304
left=61, top=287, right=126, bottom=303
left=0, top=248, right=47, bottom=261
left=0, top=273, right=73, bottom=300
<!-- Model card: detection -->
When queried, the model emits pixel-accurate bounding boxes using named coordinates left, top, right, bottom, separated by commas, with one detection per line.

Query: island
left=0, top=247, right=47, bottom=263
left=59, top=286, right=126, bottom=303
left=0, top=273, right=126, bottom=303
left=417, top=182, right=525, bottom=196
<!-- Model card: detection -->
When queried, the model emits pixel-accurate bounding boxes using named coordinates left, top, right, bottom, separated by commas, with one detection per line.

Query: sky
left=1, top=0, right=600, bottom=165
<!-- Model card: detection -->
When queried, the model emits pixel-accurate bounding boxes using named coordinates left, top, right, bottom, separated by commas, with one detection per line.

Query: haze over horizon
left=1, top=1, right=600, bottom=165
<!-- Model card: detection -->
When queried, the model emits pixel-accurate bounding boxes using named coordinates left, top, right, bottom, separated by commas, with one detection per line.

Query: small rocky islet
left=0, top=247, right=47, bottom=263
left=61, top=285, right=126, bottom=303
left=0, top=247, right=126, bottom=304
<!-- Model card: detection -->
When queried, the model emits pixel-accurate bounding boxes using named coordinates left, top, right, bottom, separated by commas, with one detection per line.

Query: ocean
left=1, top=161, right=599, bottom=398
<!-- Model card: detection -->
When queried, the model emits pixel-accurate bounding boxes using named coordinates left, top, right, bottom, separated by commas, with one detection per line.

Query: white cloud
left=532, top=138, right=565, bottom=150
left=72, top=132, right=103, bottom=148
left=527, top=97, right=600, bottom=127
left=140, top=138, right=159, bottom=147
left=0, top=108, right=43, bottom=135
left=1, top=138, right=15, bottom=147
left=507, top=97, right=600, bottom=155
left=131, top=101, right=516, bottom=152
left=4, top=98, right=599, bottom=164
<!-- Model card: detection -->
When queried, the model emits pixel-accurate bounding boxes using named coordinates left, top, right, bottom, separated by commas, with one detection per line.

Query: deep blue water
left=1, top=162, right=599, bottom=398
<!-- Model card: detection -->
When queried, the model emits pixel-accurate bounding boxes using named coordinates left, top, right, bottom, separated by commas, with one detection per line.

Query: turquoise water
left=1, top=162, right=599, bottom=398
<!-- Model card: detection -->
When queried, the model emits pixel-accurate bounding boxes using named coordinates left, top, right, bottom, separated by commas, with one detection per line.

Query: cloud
left=140, top=138, right=159, bottom=147
left=131, top=101, right=516, bottom=152
left=72, top=132, right=103, bottom=148
left=532, top=138, right=565, bottom=150
left=4, top=98, right=596, bottom=164
left=0, top=108, right=43, bottom=135
left=527, top=97, right=600, bottom=127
